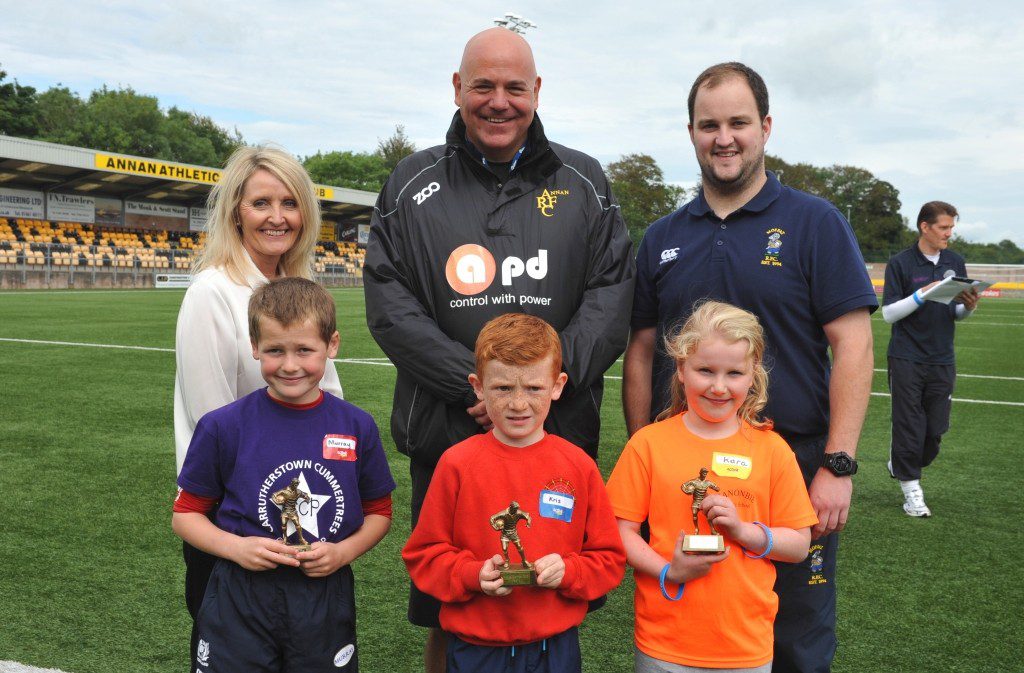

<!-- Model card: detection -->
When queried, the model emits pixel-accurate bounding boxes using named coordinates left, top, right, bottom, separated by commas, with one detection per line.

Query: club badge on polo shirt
left=711, top=452, right=752, bottom=480
left=761, top=227, right=785, bottom=268
left=808, top=543, right=827, bottom=585
left=539, top=477, right=576, bottom=523
left=324, top=434, right=357, bottom=461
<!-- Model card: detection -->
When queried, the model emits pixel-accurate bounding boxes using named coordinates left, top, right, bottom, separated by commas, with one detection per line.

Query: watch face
left=827, top=452, right=857, bottom=475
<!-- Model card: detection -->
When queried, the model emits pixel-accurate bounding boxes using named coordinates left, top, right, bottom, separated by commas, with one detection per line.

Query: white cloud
left=955, top=219, right=989, bottom=239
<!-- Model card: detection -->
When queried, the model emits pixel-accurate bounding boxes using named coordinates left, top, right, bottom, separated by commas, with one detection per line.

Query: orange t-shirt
left=606, top=413, right=818, bottom=669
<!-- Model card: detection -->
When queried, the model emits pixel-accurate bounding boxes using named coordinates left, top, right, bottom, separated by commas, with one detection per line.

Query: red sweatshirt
left=402, top=432, right=625, bottom=646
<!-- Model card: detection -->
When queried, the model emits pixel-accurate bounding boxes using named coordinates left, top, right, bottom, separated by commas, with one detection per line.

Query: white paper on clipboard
left=919, top=275, right=992, bottom=304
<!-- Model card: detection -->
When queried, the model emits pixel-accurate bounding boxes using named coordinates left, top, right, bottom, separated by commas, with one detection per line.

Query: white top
left=173, top=257, right=343, bottom=474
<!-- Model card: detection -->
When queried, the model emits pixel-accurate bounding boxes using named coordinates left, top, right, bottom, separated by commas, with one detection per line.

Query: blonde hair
left=657, top=301, right=771, bottom=429
left=193, top=144, right=320, bottom=285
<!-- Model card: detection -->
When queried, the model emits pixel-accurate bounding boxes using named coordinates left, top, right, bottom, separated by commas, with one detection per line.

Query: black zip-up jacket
left=364, top=113, right=635, bottom=466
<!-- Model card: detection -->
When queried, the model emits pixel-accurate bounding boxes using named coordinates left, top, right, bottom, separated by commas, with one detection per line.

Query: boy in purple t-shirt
left=173, top=277, right=395, bottom=673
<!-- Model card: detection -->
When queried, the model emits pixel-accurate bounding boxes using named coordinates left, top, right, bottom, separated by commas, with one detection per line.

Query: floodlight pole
left=493, top=13, right=537, bottom=34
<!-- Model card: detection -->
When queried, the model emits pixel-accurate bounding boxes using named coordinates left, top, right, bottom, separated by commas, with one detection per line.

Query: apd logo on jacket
left=761, top=227, right=785, bottom=267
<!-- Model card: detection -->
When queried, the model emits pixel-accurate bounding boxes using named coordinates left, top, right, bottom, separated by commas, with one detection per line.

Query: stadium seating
left=0, top=217, right=365, bottom=277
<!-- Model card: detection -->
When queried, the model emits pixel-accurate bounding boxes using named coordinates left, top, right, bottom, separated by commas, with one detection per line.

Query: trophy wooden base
left=682, top=534, right=724, bottom=555
left=287, top=543, right=312, bottom=553
left=500, top=563, right=536, bottom=586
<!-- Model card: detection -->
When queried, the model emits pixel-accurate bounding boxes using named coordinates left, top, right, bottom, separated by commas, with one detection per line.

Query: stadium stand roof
left=0, top=135, right=377, bottom=224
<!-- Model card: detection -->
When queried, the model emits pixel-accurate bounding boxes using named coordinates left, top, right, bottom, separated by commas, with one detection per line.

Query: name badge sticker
left=712, top=452, right=752, bottom=480
left=323, top=434, right=358, bottom=461
left=539, top=490, right=574, bottom=523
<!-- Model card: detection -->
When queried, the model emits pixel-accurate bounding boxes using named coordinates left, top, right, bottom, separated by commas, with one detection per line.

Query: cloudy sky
left=4, top=0, right=1022, bottom=245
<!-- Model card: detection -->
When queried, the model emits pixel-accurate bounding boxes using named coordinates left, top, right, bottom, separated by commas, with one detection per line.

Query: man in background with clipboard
left=881, top=201, right=981, bottom=517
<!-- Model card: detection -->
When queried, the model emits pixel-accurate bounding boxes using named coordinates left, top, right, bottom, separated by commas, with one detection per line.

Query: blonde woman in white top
left=173, top=144, right=343, bottom=658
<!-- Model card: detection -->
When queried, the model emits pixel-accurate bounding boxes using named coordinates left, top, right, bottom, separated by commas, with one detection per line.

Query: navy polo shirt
left=883, top=245, right=966, bottom=365
left=632, top=172, right=878, bottom=438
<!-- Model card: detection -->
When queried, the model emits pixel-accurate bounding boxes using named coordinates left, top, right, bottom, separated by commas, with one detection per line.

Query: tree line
left=2, top=65, right=1020, bottom=263
left=608, top=152, right=1024, bottom=263
left=0, top=65, right=414, bottom=189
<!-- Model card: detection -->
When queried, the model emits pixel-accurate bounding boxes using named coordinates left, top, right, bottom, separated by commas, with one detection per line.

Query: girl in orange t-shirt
left=607, top=301, right=817, bottom=671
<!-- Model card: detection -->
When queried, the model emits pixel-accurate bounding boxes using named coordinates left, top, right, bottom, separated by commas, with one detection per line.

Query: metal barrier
left=0, top=242, right=363, bottom=289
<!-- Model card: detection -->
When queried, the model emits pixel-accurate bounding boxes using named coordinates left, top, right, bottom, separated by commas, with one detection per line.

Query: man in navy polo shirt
left=882, top=201, right=978, bottom=517
left=623, top=62, right=877, bottom=673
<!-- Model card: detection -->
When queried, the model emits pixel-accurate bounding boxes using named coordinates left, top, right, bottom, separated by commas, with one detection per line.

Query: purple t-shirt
left=178, top=389, right=396, bottom=544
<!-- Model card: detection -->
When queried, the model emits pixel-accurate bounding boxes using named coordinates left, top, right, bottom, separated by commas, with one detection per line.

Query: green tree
left=606, top=153, right=685, bottom=242
left=948, top=237, right=1024, bottom=264
left=303, top=151, right=389, bottom=192
left=69, top=85, right=170, bottom=158
left=2, top=65, right=244, bottom=166
left=376, top=124, right=416, bottom=173
left=33, top=86, right=84, bottom=145
left=765, top=155, right=906, bottom=260
left=0, top=66, right=39, bottom=137
left=164, top=107, right=243, bottom=166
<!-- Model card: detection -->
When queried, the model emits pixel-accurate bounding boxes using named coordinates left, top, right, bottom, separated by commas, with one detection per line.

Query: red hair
left=475, top=313, right=562, bottom=377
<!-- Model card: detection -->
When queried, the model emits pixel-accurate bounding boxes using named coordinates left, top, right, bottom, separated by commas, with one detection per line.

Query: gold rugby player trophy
left=272, top=477, right=312, bottom=552
left=489, top=501, right=536, bottom=586
left=681, top=468, right=725, bottom=554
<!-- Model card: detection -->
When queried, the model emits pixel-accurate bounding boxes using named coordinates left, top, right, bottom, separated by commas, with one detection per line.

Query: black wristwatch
left=822, top=451, right=858, bottom=476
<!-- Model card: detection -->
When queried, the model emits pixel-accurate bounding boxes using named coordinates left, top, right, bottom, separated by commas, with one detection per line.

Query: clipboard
left=919, top=275, right=992, bottom=304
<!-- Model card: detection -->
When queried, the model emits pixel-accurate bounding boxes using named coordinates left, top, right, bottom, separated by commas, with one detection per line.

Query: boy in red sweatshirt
left=402, top=313, right=625, bottom=672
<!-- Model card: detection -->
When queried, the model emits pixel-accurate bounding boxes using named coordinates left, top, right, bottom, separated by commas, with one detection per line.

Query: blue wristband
left=912, top=290, right=924, bottom=306
left=659, top=563, right=685, bottom=601
left=743, top=521, right=774, bottom=559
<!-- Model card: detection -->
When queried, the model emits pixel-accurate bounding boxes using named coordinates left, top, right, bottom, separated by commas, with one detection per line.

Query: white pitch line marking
left=872, top=368, right=1024, bottom=382
left=0, top=337, right=174, bottom=352
left=0, top=659, right=71, bottom=673
left=869, top=391, right=1024, bottom=407
left=2, top=338, right=1021, bottom=407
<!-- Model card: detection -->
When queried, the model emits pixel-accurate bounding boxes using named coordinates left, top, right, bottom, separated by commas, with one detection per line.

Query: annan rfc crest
left=536, top=188, right=569, bottom=217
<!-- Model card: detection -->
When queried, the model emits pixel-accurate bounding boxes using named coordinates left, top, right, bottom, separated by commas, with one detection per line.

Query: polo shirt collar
left=688, top=170, right=783, bottom=218
left=910, top=243, right=953, bottom=267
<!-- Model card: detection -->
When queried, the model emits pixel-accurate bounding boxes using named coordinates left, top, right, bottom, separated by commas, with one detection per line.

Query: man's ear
left=453, top=71, right=462, bottom=107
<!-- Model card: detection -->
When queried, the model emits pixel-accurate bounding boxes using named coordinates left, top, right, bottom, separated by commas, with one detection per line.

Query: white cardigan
left=173, top=260, right=343, bottom=474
